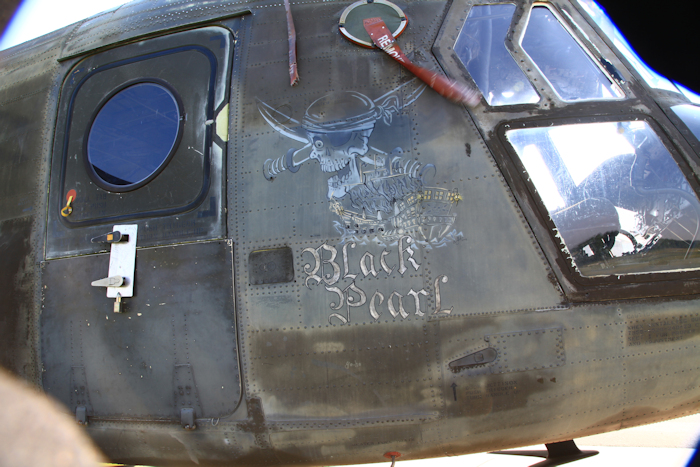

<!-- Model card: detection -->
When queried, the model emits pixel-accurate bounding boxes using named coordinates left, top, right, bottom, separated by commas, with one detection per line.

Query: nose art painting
left=257, top=79, right=463, bottom=247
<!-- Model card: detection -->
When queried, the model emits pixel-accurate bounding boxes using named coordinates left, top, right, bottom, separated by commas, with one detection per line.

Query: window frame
left=519, top=2, right=625, bottom=103
left=666, top=103, right=700, bottom=158
left=452, top=3, right=542, bottom=107
left=433, top=0, right=628, bottom=112
left=46, top=26, right=234, bottom=260
left=434, top=0, right=700, bottom=301
left=495, top=113, right=700, bottom=301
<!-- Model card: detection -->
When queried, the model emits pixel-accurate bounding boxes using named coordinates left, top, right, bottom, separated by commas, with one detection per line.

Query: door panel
left=41, top=241, right=241, bottom=421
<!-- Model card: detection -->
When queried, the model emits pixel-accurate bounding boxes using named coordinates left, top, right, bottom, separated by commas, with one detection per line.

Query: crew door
left=41, top=26, right=241, bottom=424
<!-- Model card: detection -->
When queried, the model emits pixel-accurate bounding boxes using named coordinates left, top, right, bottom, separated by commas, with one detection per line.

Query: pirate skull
left=302, top=91, right=382, bottom=173
left=306, top=129, right=372, bottom=172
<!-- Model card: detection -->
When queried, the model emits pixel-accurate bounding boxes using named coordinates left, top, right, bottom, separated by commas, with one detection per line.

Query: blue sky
left=0, top=0, right=131, bottom=50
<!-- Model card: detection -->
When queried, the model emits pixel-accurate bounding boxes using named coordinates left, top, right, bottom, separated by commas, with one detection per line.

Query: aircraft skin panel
left=437, top=298, right=700, bottom=455
left=437, top=314, right=604, bottom=453
left=41, top=241, right=242, bottom=422
left=0, top=81, right=52, bottom=223
left=0, top=217, right=37, bottom=379
left=57, top=0, right=251, bottom=61
left=229, top=0, right=572, bottom=462
left=0, top=0, right=700, bottom=465
left=0, top=20, right=67, bottom=69
left=0, top=26, right=64, bottom=387
left=244, top=324, right=443, bottom=421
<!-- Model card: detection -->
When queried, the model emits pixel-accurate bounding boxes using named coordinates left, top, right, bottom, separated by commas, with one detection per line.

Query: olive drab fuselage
left=1, top=0, right=700, bottom=466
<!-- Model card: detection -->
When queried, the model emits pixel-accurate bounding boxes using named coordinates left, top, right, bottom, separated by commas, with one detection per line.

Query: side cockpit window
left=507, top=121, right=700, bottom=276
left=454, top=4, right=539, bottom=106
left=521, top=6, right=624, bottom=101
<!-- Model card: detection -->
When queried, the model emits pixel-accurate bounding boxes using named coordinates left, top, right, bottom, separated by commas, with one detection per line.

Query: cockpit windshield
left=507, top=121, right=700, bottom=276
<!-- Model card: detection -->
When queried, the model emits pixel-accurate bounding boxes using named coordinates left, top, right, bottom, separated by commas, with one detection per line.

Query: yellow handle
left=61, top=195, right=74, bottom=217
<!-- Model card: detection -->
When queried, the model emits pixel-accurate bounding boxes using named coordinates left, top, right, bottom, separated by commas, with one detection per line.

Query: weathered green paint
left=0, top=0, right=699, bottom=465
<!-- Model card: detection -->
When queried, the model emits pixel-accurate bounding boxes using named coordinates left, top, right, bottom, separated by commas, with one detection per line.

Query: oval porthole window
left=86, top=81, right=182, bottom=191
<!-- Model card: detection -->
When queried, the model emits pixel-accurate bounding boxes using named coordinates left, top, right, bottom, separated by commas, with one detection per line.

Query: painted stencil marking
left=302, top=236, right=453, bottom=324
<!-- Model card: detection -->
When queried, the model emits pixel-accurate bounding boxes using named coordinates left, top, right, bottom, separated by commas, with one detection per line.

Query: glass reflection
left=454, top=4, right=539, bottom=106
left=522, top=6, right=623, bottom=101
left=507, top=121, right=700, bottom=276
left=87, top=82, right=180, bottom=188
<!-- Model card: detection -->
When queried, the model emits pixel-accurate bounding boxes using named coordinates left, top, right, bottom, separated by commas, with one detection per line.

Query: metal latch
left=76, top=406, right=88, bottom=426
left=448, top=347, right=498, bottom=373
left=91, top=230, right=129, bottom=244
left=181, top=408, right=196, bottom=430
left=91, top=276, right=124, bottom=287
left=91, top=225, right=137, bottom=312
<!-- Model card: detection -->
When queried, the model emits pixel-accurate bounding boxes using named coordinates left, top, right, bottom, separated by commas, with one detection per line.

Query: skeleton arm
left=263, top=144, right=312, bottom=180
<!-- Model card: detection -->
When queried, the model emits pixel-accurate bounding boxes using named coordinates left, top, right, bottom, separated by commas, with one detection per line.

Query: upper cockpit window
left=507, top=121, right=700, bottom=276
left=521, top=6, right=623, bottom=101
left=454, top=4, right=539, bottom=106
left=576, top=0, right=678, bottom=94
left=86, top=82, right=182, bottom=191
left=671, top=105, right=700, bottom=143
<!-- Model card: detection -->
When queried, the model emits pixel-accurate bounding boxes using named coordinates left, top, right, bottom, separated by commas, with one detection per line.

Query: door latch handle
left=91, top=276, right=124, bottom=288
left=61, top=195, right=74, bottom=217
left=92, top=225, right=137, bottom=314
left=91, top=231, right=129, bottom=244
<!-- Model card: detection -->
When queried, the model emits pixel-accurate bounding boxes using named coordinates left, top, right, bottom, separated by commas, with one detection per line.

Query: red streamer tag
left=284, top=0, right=300, bottom=86
left=363, top=17, right=480, bottom=107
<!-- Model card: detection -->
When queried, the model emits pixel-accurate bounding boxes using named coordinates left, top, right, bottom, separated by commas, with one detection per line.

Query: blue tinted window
left=522, top=6, right=623, bottom=101
left=87, top=82, right=181, bottom=189
left=455, top=4, right=539, bottom=106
